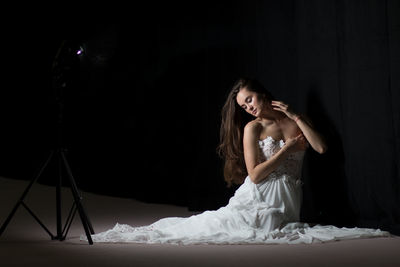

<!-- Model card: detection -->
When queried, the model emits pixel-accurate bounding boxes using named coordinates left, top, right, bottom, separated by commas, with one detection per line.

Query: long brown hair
left=217, top=77, right=273, bottom=187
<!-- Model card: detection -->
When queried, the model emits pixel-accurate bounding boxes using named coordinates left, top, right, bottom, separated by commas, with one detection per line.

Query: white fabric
left=81, top=136, right=391, bottom=244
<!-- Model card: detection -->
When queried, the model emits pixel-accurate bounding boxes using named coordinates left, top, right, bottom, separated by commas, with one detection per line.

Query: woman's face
left=236, top=87, right=267, bottom=117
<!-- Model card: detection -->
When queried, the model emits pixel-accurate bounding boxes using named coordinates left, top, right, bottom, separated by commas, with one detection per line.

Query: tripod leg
left=60, top=150, right=94, bottom=244
left=55, top=149, right=63, bottom=239
left=60, top=152, right=94, bottom=233
left=0, top=150, right=54, bottom=237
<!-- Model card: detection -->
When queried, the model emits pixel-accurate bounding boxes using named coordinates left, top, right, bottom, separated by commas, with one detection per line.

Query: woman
left=81, top=77, right=390, bottom=244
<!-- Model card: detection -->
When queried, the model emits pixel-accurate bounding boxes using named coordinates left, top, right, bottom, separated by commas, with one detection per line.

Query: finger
left=273, top=106, right=287, bottom=112
left=297, top=137, right=306, bottom=143
left=272, top=101, right=287, bottom=107
left=273, top=107, right=285, bottom=112
left=272, top=103, right=287, bottom=108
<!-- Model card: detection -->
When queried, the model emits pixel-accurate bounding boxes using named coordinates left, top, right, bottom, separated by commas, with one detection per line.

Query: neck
left=259, top=109, right=286, bottom=122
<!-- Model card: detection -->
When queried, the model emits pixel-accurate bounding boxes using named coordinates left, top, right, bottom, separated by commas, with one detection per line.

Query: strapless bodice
left=258, top=136, right=305, bottom=182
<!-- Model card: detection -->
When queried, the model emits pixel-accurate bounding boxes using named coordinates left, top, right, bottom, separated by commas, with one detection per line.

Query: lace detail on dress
left=81, top=223, right=160, bottom=243
left=114, top=223, right=155, bottom=233
left=258, top=136, right=304, bottom=184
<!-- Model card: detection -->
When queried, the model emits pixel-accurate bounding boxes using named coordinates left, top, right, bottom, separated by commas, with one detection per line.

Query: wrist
left=293, top=115, right=301, bottom=123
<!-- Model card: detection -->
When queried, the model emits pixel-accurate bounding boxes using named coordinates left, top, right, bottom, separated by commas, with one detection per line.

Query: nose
left=248, top=105, right=254, bottom=111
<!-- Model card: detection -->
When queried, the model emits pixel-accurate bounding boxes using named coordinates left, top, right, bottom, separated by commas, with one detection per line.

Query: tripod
left=0, top=40, right=95, bottom=244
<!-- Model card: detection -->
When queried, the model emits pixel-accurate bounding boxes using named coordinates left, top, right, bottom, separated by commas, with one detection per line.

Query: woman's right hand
left=284, top=133, right=309, bottom=154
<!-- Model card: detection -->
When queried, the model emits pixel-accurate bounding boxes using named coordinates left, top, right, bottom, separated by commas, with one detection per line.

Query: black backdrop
left=1, top=0, right=399, bottom=235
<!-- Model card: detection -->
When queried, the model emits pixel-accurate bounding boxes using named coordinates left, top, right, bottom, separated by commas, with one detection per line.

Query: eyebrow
left=239, top=96, right=250, bottom=109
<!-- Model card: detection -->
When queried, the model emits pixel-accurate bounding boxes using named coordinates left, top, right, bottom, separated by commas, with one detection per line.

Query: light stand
left=0, top=40, right=95, bottom=244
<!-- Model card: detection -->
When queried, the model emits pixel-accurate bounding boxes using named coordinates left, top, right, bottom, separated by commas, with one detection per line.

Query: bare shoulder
left=244, top=120, right=263, bottom=138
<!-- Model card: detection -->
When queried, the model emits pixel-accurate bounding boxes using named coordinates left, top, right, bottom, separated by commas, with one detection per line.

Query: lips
left=252, top=109, right=257, bottom=116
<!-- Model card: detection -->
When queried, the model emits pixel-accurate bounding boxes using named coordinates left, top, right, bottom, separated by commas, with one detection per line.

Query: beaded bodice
left=258, top=136, right=305, bottom=181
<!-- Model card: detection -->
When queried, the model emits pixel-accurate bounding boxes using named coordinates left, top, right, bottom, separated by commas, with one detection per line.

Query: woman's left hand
left=271, top=100, right=300, bottom=121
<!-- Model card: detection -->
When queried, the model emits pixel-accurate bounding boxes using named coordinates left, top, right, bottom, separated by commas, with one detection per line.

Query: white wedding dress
left=81, top=136, right=391, bottom=244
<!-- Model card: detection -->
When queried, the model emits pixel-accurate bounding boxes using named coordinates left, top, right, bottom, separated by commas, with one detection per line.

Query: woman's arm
left=243, top=122, right=306, bottom=184
left=271, top=101, right=328, bottom=154
left=294, top=114, right=327, bottom=154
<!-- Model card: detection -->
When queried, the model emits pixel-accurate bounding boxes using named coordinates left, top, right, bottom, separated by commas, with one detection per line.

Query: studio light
left=76, top=45, right=85, bottom=55
left=0, top=39, right=95, bottom=245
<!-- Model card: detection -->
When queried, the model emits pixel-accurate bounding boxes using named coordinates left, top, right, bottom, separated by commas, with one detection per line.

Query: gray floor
left=1, top=177, right=399, bottom=267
